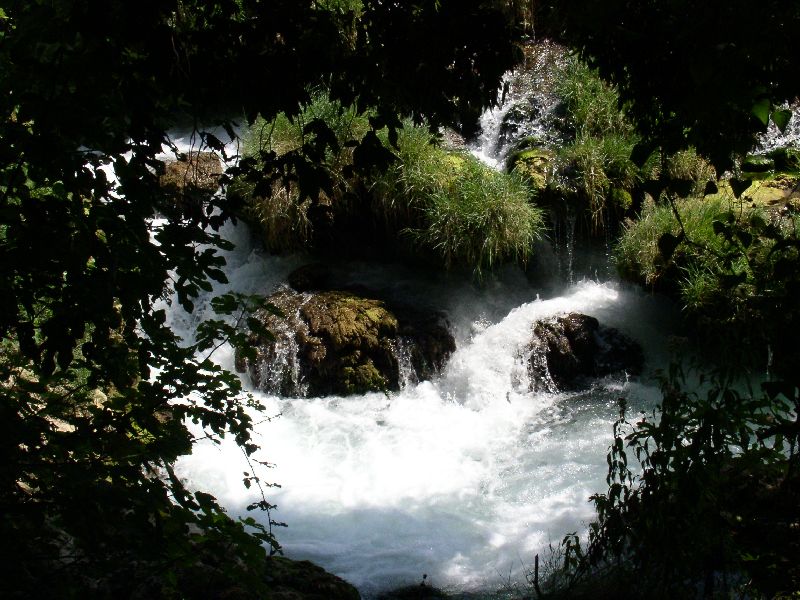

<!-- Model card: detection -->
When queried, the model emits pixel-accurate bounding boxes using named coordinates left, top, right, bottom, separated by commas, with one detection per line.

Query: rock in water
left=235, top=287, right=455, bottom=397
left=527, top=313, right=643, bottom=390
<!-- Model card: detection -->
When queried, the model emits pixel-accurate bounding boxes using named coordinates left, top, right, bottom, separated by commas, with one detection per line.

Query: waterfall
left=173, top=218, right=676, bottom=597
left=162, top=79, right=679, bottom=597
left=468, top=41, right=565, bottom=170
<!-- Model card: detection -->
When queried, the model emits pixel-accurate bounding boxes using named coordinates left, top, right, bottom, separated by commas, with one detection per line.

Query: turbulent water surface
left=164, top=87, right=680, bottom=597
left=169, top=218, right=675, bottom=598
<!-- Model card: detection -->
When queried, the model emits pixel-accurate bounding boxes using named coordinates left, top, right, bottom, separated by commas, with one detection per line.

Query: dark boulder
left=527, top=313, right=643, bottom=390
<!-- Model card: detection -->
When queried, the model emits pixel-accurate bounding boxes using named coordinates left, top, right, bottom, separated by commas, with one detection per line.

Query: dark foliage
left=537, top=0, right=800, bottom=170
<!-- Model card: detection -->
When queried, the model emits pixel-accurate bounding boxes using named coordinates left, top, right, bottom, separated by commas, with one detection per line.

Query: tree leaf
left=658, top=232, right=684, bottom=261
left=729, top=178, right=752, bottom=199
left=751, top=98, right=771, bottom=127
left=771, top=108, right=792, bottom=134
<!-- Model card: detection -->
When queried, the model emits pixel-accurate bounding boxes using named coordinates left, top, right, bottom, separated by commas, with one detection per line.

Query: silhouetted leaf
left=669, top=179, right=694, bottom=197
left=751, top=98, right=771, bottom=127
left=658, top=231, right=684, bottom=261
left=729, top=178, right=752, bottom=198
left=771, top=108, right=792, bottom=134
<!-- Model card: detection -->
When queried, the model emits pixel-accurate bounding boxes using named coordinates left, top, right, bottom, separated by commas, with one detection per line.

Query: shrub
left=614, top=194, right=743, bottom=287
left=665, top=148, right=716, bottom=196
left=232, top=91, right=371, bottom=251
left=236, top=105, right=545, bottom=276
left=375, top=123, right=544, bottom=275
left=583, top=369, right=800, bottom=598
left=551, top=56, right=640, bottom=225
left=616, top=191, right=800, bottom=375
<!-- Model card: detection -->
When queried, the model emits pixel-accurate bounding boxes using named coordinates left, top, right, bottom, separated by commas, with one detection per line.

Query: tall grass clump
left=552, top=56, right=639, bottom=224
left=413, top=159, right=544, bottom=276
left=375, top=122, right=544, bottom=276
left=235, top=105, right=545, bottom=276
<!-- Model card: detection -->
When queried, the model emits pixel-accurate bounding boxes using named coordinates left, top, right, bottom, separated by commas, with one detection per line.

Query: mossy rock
left=235, top=281, right=455, bottom=397
left=527, top=313, right=643, bottom=391
left=742, top=154, right=775, bottom=173
left=159, top=152, right=223, bottom=195
left=745, top=173, right=800, bottom=206
left=506, top=145, right=554, bottom=191
left=158, top=152, right=224, bottom=218
left=609, top=187, right=632, bottom=210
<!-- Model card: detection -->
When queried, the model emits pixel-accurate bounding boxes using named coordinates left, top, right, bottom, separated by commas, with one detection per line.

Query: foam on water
left=174, top=220, right=672, bottom=598
left=157, top=109, right=676, bottom=596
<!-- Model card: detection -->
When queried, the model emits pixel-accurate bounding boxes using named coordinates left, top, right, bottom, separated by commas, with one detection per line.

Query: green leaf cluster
left=582, top=369, right=800, bottom=598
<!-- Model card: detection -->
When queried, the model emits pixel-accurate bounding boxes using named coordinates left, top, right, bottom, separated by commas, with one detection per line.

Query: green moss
left=340, top=362, right=387, bottom=395
left=508, top=147, right=554, bottom=191
left=610, top=187, right=632, bottom=210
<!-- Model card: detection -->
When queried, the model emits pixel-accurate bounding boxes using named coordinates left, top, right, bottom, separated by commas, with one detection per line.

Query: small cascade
left=524, top=341, right=558, bottom=394
left=250, top=295, right=310, bottom=398
left=548, top=206, right=578, bottom=284
left=756, top=102, right=800, bottom=152
left=391, top=338, right=419, bottom=389
left=469, top=41, right=566, bottom=169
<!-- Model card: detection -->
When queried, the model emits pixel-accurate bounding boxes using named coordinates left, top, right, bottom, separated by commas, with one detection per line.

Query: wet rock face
left=235, top=287, right=455, bottom=397
left=527, top=313, right=643, bottom=390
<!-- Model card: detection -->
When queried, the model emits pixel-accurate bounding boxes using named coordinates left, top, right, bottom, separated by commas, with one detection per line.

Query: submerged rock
left=235, top=286, right=455, bottom=397
left=527, top=313, right=643, bottom=390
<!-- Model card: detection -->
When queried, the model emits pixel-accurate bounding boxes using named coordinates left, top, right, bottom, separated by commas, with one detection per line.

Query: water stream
left=166, top=84, right=680, bottom=597
left=168, top=217, right=677, bottom=598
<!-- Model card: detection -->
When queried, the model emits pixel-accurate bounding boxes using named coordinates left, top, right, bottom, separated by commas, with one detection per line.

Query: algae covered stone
left=235, top=284, right=455, bottom=397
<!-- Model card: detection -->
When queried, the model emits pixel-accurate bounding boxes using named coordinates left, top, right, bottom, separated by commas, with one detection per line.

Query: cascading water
left=756, top=102, right=800, bottom=152
left=469, top=41, right=565, bottom=171
left=165, top=85, right=678, bottom=597
left=175, top=237, right=674, bottom=597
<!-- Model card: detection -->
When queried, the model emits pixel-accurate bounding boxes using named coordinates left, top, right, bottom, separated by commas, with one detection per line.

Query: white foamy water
left=153, top=89, right=679, bottom=597
left=172, top=217, right=674, bottom=598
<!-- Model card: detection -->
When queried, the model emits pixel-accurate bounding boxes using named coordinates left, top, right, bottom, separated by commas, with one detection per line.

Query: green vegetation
left=615, top=194, right=744, bottom=290
left=615, top=187, right=800, bottom=375
left=560, top=370, right=800, bottom=599
left=235, top=101, right=544, bottom=277
left=230, top=91, right=371, bottom=251
left=552, top=57, right=639, bottom=225
left=504, top=52, right=640, bottom=231
left=377, top=124, right=544, bottom=276
left=537, top=0, right=800, bottom=169
left=3, top=0, right=800, bottom=596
